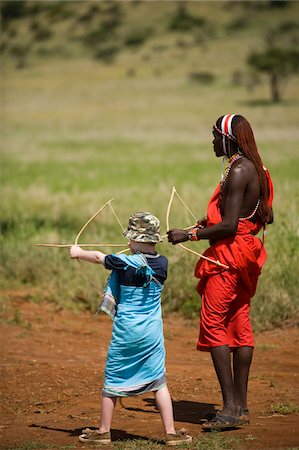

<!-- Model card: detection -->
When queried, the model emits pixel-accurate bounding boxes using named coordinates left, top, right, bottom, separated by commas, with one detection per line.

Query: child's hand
left=70, top=245, right=82, bottom=259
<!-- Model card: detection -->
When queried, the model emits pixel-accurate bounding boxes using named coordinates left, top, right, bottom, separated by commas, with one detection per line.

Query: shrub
left=0, top=1, right=27, bottom=23
left=93, top=44, right=120, bottom=63
left=125, top=27, right=153, bottom=48
left=32, top=24, right=53, bottom=42
left=168, top=4, right=205, bottom=32
left=226, top=15, right=249, bottom=32
left=77, top=4, right=100, bottom=23
left=45, top=2, right=73, bottom=21
left=188, top=71, right=215, bottom=85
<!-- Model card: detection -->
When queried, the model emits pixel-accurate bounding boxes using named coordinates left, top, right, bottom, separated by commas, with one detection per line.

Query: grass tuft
left=270, top=402, right=299, bottom=415
left=5, top=441, right=75, bottom=450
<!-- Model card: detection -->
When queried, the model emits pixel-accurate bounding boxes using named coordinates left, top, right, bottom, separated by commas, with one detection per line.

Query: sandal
left=79, top=428, right=111, bottom=445
left=203, top=411, right=218, bottom=422
left=202, top=413, right=242, bottom=430
left=165, top=428, right=192, bottom=446
left=238, top=408, right=250, bottom=424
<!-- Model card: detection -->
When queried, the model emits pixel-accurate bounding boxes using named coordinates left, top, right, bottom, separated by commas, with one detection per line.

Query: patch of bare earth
left=1, top=294, right=298, bottom=449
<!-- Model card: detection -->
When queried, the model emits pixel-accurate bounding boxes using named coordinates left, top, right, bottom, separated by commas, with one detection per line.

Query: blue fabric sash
left=98, top=253, right=155, bottom=320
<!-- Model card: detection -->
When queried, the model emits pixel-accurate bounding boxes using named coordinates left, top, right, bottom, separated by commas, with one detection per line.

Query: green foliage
left=93, top=43, right=120, bottom=64
left=125, top=28, right=153, bottom=48
left=79, top=3, right=124, bottom=62
left=270, top=402, right=299, bottom=415
left=248, top=47, right=299, bottom=76
left=226, top=15, right=250, bottom=32
left=44, top=2, right=73, bottom=21
left=168, top=4, right=206, bottom=32
left=188, top=71, right=215, bottom=85
left=32, top=24, right=53, bottom=42
left=0, top=0, right=27, bottom=23
left=248, top=47, right=299, bottom=101
left=269, top=0, right=290, bottom=8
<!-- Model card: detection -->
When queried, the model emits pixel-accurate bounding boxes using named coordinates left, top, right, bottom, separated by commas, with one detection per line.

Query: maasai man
left=167, top=115, right=274, bottom=430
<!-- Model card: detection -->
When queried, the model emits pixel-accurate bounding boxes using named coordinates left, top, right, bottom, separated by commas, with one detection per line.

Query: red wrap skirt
left=197, top=270, right=254, bottom=351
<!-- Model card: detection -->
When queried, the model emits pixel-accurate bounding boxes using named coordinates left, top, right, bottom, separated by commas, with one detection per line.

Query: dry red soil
left=1, top=295, right=299, bottom=449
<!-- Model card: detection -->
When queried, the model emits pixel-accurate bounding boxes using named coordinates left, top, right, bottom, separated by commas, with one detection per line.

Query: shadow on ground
left=120, top=398, right=217, bottom=425
left=30, top=424, right=151, bottom=441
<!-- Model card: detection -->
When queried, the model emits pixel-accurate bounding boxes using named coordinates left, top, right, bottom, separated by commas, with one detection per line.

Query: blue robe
left=99, top=253, right=166, bottom=395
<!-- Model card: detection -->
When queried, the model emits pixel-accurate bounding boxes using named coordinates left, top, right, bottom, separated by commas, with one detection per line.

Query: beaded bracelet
left=188, top=227, right=199, bottom=241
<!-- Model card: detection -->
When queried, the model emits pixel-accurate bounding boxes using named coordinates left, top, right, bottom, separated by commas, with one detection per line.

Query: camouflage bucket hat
left=123, top=212, right=163, bottom=243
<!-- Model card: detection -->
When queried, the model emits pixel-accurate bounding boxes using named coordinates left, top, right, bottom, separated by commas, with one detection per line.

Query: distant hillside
left=1, top=0, right=298, bottom=76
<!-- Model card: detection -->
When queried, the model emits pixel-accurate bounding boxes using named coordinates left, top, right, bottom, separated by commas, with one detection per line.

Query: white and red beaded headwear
left=213, top=114, right=237, bottom=156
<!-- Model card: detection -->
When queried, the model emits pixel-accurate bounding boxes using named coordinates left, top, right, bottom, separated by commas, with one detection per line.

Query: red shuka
left=196, top=167, right=274, bottom=351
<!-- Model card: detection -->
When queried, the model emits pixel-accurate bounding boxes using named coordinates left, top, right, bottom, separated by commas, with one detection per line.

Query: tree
left=248, top=47, right=299, bottom=102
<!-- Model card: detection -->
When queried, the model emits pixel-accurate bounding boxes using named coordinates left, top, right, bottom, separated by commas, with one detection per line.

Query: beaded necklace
left=239, top=199, right=260, bottom=221
left=220, top=153, right=260, bottom=221
left=221, top=153, right=243, bottom=184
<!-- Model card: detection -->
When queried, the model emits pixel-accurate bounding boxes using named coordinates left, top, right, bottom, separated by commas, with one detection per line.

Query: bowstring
left=166, top=186, right=229, bottom=269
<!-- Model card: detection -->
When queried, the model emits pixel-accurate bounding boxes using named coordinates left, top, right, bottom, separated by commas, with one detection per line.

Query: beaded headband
left=213, top=114, right=237, bottom=156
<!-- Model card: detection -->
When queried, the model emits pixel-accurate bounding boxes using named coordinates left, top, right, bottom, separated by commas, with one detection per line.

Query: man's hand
left=197, top=216, right=207, bottom=228
left=167, top=229, right=189, bottom=245
left=70, top=245, right=82, bottom=259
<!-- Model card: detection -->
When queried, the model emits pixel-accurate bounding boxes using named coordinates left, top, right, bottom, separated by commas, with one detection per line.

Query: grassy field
left=1, top=1, right=299, bottom=331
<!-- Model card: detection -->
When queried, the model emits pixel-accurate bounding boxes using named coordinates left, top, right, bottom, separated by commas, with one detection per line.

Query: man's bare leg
left=233, top=346, right=253, bottom=411
left=211, top=345, right=238, bottom=417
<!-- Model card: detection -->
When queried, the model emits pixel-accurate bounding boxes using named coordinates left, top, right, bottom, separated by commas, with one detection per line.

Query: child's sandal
left=79, top=428, right=111, bottom=445
left=165, top=428, right=192, bottom=446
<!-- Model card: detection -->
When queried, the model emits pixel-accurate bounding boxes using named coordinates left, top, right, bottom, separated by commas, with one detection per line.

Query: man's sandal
left=202, top=413, right=242, bottom=430
left=203, top=408, right=250, bottom=426
left=165, top=428, right=192, bottom=446
left=79, top=428, right=111, bottom=445
left=238, top=408, right=250, bottom=424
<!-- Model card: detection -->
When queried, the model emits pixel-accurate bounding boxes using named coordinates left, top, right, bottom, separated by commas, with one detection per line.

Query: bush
left=32, top=24, right=53, bottom=42
left=125, top=27, right=153, bottom=48
left=168, top=4, right=205, bottom=32
left=226, top=15, right=249, bottom=32
left=0, top=1, right=27, bottom=23
left=45, top=2, right=73, bottom=21
left=83, top=28, right=109, bottom=47
left=269, top=0, right=290, bottom=8
left=10, top=43, right=29, bottom=58
left=188, top=71, right=215, bottom=85
left=93, top=44, right=120, bottom=63
left=77, top=4, right=100, bottom=23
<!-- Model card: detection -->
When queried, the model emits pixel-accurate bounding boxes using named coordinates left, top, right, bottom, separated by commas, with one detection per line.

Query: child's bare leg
left=154, top=386, right=176, bottom=434
left=99, top=396, right=117, bottom=433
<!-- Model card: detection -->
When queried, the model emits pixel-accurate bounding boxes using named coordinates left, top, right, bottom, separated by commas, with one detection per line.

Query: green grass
left=1, top=1, right=299, bottom=330
left=270, top=403, right=299, bottom=415
left=255, top=343, right=279, bottom=351
left=5, top=442, right=75, bottom=450
left=113, top=433, right=241, bottom=449
left=2, top=434, right=250, bottom=450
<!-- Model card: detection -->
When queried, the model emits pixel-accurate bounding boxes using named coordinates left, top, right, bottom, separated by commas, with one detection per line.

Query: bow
left=165, top=186, right=229, bottom=269
left=35, top=198, right=129, bottom=294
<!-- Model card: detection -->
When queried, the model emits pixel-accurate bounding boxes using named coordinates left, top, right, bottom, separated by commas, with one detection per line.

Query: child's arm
left=70, top=245, right=106, bottom=265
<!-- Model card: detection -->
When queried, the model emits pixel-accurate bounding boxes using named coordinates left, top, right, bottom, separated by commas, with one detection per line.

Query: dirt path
left=1, top=296, right=298, bottom=449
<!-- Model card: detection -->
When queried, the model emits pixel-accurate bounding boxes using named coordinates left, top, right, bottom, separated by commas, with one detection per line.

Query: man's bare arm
left=168, top=165, right=248, bottom=244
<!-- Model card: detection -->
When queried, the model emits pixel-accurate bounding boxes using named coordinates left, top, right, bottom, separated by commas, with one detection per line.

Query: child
left=70, top=212, right=192, bottom=446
